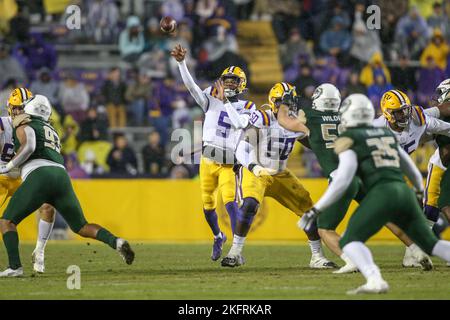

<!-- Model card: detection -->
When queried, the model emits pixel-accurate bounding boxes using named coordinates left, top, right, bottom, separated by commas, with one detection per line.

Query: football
left=160, top=16, right=177, bottom=34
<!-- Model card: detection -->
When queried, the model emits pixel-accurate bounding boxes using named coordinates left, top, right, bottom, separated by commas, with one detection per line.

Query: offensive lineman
left=171, top=44, right=255, bottom=261
left=0, top=95, right=134, bottom=276
left=220, top=82, right=337, bottom=269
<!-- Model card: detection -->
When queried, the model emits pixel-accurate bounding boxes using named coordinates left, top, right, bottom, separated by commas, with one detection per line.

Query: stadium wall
left=16, top=179, right=450, bottom=241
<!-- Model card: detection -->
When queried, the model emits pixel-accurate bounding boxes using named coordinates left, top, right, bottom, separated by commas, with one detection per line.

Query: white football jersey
left=202, top=86, right=255, bottom=156
left=0, top=117, right=15, bottom=165
left=373, top=106, right=432, bottom=154
left=239, top=109, right=306, bottom=173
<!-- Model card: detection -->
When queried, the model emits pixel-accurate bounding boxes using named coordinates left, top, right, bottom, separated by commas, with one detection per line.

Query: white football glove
left=0, top=162, right=14, bottom=174
left=252, top=165, right=278, bottom=177
left=298, top=207, right=320, bottom=233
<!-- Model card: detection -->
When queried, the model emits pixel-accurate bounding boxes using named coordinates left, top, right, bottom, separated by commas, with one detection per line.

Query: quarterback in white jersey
left=220, top=82, right=337, bottom=269
left=171, top=44, right=255, bottom=261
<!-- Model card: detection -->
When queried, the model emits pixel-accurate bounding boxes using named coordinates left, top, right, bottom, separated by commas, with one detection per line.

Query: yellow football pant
left=425, top=162, right=445, bottom=208
left=200, top=156, right=237, bottom=210
left=240, top=167, right=312, bottom=216
left=0, top=175, right=22, bottom=215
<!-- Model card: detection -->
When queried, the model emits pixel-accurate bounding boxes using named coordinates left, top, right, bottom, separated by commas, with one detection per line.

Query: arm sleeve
left=426, top=116, right=450, bottom=136
left=177, top=60, right=208, bottom=111
left=315, top=150, right=358, bottom=212
left=398, top=146, right=424, bottom=192
left=8, top=126, right=36, bottom=169
left=235, top=128, right=258, bottom=168
left=224, top=100, right=249, bottom=129
left=424, top=107, right=440, bottom=119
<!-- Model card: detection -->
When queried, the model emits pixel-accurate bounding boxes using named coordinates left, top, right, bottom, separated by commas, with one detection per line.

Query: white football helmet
left=340, top=94, right=375, bottom=128
left=312, top=83, right=341, bottom=112
left=435, top=78, right=450, bottom=104
left=24, top=94, right=52, bottom=121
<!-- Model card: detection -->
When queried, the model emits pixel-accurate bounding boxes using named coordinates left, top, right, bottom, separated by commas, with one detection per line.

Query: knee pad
left=201, top=194, right=215, bottom=211
left=241, top=197, right=259, bottom=216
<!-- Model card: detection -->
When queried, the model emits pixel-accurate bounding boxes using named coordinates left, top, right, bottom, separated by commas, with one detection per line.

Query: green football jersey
left=13, top=116, right=64, bottom=166
left=335, top=126, right=404, bottom=190
left=303, top=107, right=343, bottom=176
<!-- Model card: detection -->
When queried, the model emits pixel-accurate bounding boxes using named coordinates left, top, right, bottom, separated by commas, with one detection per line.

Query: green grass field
left=0, top=241, right=449, bottom=300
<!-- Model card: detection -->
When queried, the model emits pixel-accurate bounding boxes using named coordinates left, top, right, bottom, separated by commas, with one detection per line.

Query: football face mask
left=389, top=105, right=411, bottom=128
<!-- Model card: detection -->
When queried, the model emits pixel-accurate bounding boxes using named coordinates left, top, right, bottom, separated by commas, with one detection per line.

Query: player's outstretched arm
left=397, top=146, right=424, bottom=194
left=0, top=125, right=36, bottom=173
left=171, top=44, right=208, bottom=110
left=277, top=104, right=310, bottom=135
left=215, top=79, right=249, bottom=129
left=426, top=116, right=450, bottom=137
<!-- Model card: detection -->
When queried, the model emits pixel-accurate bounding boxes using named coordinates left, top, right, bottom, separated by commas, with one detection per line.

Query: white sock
left=343, top=241, right=383, bottom=282
left=308, top=240, right=322, bottom=256
left=229, top=235, right=246, bottom=256
left=431, top=240, right=450, bottom=262
left=35, top=219, right=54, bottom=251
left=340, top=253, right=354, bottom=266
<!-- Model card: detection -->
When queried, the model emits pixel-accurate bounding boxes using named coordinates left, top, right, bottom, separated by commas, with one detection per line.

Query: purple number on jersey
left=216, top=111, right=232, bottom=138
left=1, top=143, right=14, bottom=162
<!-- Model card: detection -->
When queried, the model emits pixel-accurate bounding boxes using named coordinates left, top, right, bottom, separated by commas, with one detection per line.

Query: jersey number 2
left=44, top=126, right=61, bottom=153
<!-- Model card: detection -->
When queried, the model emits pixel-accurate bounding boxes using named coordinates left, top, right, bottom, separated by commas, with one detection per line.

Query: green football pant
left=317, top=177, right=365, bottom=230
left=339, top=181, right=439, bottom=255
left=2, top=166, right=87, bottom=233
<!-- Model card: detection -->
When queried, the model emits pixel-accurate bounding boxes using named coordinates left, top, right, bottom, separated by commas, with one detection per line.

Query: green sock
left=96, top=228, right=117, bottom=249
left=3, top=231, right=22, bottom=269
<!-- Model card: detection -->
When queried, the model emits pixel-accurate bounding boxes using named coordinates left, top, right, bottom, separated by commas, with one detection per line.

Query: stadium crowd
left=0, top=0, right=448, bottom=178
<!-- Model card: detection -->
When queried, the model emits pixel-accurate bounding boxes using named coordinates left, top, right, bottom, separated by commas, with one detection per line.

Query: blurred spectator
left=144, top=17, right=168, bottom=52
left=8, top=4, right=30, bottom=43
left=172, top=96, right=192, bottom=129
left=30, top=68, right=59, bottom=106
left=13, top=32, right=57, bottom=80
left=65, top=153, right=89, bottom=179
left=0, top=43, right=26, bottom=86
left=0, top=78, right=16, bottom=117
left=125, top=71, right=152, bottom=126
left=390, top=55, right=417, bottom=94
left=58, top=72, right=89, bottom=123
left=427, top=2, right=448, bottom=39
left=169, top=164, right=191, bottom=179
left=60, top=115, right=79, bottom=156
left=417, top=56, right=446, bottom=107
left=78, top=107, right=109, bottom=142
left=161, top=0, right=185, bottom=22
left=142, top=131, right=167, bottom=176
left=312, top=56, right=345, bottom=89
left=420, top=29, right=449, bottom=71
left=395, top=6, right=430, bottom=59
left=349, top=10, right=381, bottom=67
left=80, top=149, right=106, bottom=176
left=271, top=0, right=301, bottom=43
left=232, top=0, right=253, bottom=20
left=137, top=49, right=170, bottom=79
left=101, top=67, right=127, bottom=128
left=319, top=16, right=351, bottom=65
left=380, top=12, right=399, bottom=60
left=106, top=134, right=138, bottom=176
left=360, top=52, right=391, bottom=88
left=195, top=0, right=218, bottom=22
left=279, top=28, right=314, bottom=70
left=250, top=0, right=271, bottom=21
left=292, top=64, right=317, bottom=98
left=119, top=16, right=145, bottom=63
left=86, top=0, right=120, bottom=43
left=367, top=74, right=394, bottom=114
left=343, top=71, right=366, bottom=97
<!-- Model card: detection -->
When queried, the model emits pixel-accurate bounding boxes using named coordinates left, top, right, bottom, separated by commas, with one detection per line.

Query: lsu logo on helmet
left=268, top=82, right=297, bottom=113
left=7, top=87, right=33, bottom=117
left=380, top=89, right=411, bottom=128
left=220, top=66, right=247, bottom=97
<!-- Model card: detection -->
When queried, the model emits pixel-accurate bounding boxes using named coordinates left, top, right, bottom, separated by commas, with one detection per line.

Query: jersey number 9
left=44, top=126, right=61, bottom=153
